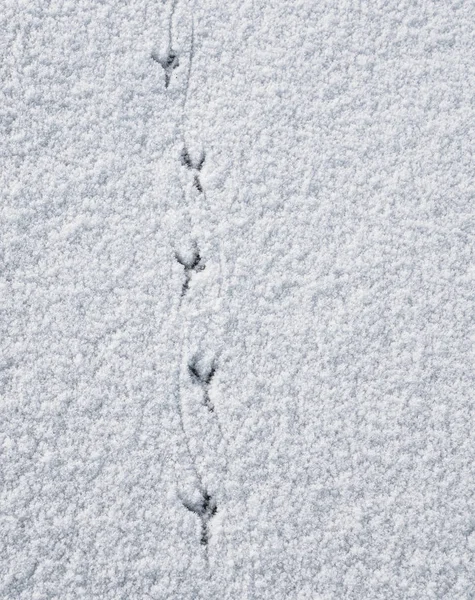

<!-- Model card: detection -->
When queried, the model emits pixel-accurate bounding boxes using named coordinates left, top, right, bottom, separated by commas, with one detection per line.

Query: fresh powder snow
left=1, top=0, right=474, bottom=598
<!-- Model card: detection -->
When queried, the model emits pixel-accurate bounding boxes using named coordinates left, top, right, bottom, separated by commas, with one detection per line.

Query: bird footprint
left=175, top=246, right=205, bottom=297
left=181, top=147, right=205, bottom=171
left=182, top=490, right=217, bottom=546
left=181, top=148, right=205, bottom=193
left=188, top=354, right=216, bottom=412
left=152, top=49, right=179, bottom=88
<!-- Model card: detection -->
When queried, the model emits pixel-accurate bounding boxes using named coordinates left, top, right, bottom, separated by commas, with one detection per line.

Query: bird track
left=162, top=0, right=226, bottom=564
left=188, top=353, right=217, bottom=412
left=175, top=244, right=205, bottom=298
left=182, top=489, right=218, bottom=546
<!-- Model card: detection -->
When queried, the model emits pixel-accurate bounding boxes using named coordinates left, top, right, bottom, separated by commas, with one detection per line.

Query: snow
left=1, top=0, right=474, bottom=598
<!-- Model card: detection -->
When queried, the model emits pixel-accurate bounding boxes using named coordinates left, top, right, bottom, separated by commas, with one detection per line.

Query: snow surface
left=1, top=0, right=474, bottom=598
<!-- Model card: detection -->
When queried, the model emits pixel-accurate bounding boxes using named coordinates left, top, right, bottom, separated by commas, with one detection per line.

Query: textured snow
left=1, top=0, right=474, bottom=598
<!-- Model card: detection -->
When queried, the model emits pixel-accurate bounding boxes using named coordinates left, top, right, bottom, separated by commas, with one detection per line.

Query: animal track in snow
left=167, top=9, right=225, bottom=564
left=152, top=49, right=179, bottom=88
left=175, top=245, right=205, bottom=297
left=180, top=147, right=205, bottom=171
left=182, top=490, right=217, bottom=546
left=193, top=174, right=203, bottom=193
left=181, top=147, right=205, bottom=193
left=188, top=354, right=217, bottom=412
left=180, top=147, right=193, bottom=169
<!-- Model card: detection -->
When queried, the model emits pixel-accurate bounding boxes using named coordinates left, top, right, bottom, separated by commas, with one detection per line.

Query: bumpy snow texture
left=1, top=1, right=474, bottom=599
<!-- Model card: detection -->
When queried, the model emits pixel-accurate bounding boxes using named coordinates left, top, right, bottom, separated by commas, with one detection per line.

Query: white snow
left=1, top=0, right=474, bottom=598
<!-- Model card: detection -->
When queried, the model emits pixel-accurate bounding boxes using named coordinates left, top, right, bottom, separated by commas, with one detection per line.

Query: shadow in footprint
left=180, top=147, right=205, bottom=171
left=182, top=490, right=217, bottom=546
left=193, top=174, right=203, bottom=193
left=152, top=49, right=179, bottom=88
left=175, top=245, right=205, bottom=297
left=180, top=148, right=205, bottom=193
left=188, top=355, right=216, bottom=412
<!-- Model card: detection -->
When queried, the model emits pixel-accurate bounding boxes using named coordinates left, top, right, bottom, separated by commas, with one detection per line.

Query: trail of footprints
left=155, top=3, right=223, bottom=560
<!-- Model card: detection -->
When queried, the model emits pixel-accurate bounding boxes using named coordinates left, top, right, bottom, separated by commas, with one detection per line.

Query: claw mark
left=189, top=250, right=204, bottom=272
left=196, top=152, right=205, bottom=172
left=181, top=147, right=193, bottom=169
left=193, top=174, right=203, bottom=193
left=204, top=364, right=216, bottom=386
left=175, top=245, right=205, bottom=297
left=188, top=360, right=201, bottom=384
left=182, top=490, right=217, bottom=547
